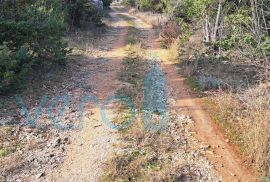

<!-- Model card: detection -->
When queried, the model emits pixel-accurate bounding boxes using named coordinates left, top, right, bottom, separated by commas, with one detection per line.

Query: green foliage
left=185, top=76, right=199, bottom=91
left=138, top=0, right=152, bottom=11
left=219, top=3, right=270, bottom=58
left=0, top=148, right=8, bottom=158
left=177, top=18, right=191, bottom=42
left=0, top=0, right=69, bottom=94
left=172, top=0, right=211, bottom=22
left=122, top=0, right=168, bottom=13
left=102, top=0, right=113, bottom=7
left=138, top=0, right=169, bottom=13
left=172, top=0, right=270, bottom=61
left=65, top=0, right=103, bottom=27
left=0, top=0, right=107, bottom=93
left=0, top=44, right=31, bottom=93
left=122, top=0, right=136, bottom=6
left=260, top=36, right=270, bottom=56
left=262, top=174, right=270, bottom=182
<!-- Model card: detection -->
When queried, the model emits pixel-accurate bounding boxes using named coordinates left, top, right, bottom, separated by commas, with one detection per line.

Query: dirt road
left=50, top=4, right=256, bottom=182
left=49, top=7, right=129, bottom=181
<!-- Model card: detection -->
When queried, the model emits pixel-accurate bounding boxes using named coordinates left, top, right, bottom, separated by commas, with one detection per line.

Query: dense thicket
left=125, top=0, right=269, bottom=60
left=170, top=0, right=270, bottom=81
left=0, top=0, right=68, bottom=93
left=0, top=0, right=112, bottom=94
left=65, top=0, right=104, bottom=27
left=123, top=0, right=170, bottom=13
left=171, top=0, right=270, bottom=55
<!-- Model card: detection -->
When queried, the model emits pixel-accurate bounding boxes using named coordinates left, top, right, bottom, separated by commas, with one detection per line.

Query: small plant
left=65, top=0, right=103, bottom=27
left=0, top=148, right=8, bottom=158
left=198, top=76, right=224, bottom=90
left=185, top=76, right=199, bottom=91
left=262, top=174, right=270, bottom=182
left=0, top=126, right=13, bottom=134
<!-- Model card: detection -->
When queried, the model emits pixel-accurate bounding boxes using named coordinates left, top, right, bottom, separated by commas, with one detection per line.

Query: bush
left=65, top=0, right=103, bottom=27
left=0, top=44, right=32, bottom=93
left=160, top=20, right=180, bottom=47
left=122, top=0, right=136, bottom=6
left=137, top=0, right=169, bottom=13
left=101, top=0, right=113, bottom=8
left=198, top=76, right=224, bottom=90
left=0, top=0, right=69, bottom=94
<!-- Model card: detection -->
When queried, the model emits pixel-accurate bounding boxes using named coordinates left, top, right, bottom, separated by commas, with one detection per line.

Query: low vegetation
left=207, top=85, right=270, bottom=173
left=123, top=0, right=170, bottom=13
left=164, top=0, right=270, bottom=178
left=0, top=0, right=113, bottom=94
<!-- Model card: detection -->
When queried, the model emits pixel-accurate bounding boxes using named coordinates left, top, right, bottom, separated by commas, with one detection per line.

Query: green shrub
left=122, top=0, right=136, bottom=6
left=102, top=0, right=113, bottom=8
left=0, top=0, right=69, bottom=94
left=65, top=0, right=103, bottom=27
left=0, top=44, right=32, bottom=93
left=137, top=0, right=169, bottom=13
left=139, top=0, right=152, bottom=11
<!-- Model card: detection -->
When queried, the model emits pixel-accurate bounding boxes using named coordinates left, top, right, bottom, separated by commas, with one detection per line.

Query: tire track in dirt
left=127, top=10, right=257, bottom=182
left=49, top=6, right=130, bottom=182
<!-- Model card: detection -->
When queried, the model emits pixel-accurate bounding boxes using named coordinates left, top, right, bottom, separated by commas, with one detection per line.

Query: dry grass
left=100, top=42, right=197, bottom=182
left=128, top=8, right=168, bottom=28
left=117, top=45, right=149, bottom=110
left=160, top=20, right=180, bottom=48
left=167, top=40, right=180, bottom=63
left=239, top=84, right=270, bottom=173
left=208, top=83, right=270, bottom=175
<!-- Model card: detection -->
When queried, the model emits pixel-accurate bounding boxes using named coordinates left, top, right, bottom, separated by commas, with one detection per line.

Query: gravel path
left=49, top=7, right=130, bottom=182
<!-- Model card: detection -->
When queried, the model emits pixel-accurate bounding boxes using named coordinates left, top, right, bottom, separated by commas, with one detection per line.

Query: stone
left=36, top=172, right=45, bottom=179
left=52, top=138, right=61, bottom=147
left=63, top=137, right=70, bottom=144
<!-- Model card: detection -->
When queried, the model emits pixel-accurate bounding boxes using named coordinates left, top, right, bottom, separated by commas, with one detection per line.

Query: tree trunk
left=250, top=0, right=261, bottom=41
left=213, top=1, right=222, bottom=42
left=204, top=14, right=211, bottom=43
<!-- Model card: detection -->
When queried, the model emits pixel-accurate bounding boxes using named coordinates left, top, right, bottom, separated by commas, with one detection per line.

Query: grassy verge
left=172, top=24, right=270, bottom=175
left=176, top=32, right=269, bottom=177
left=204, top=96, right=246, bottom=152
